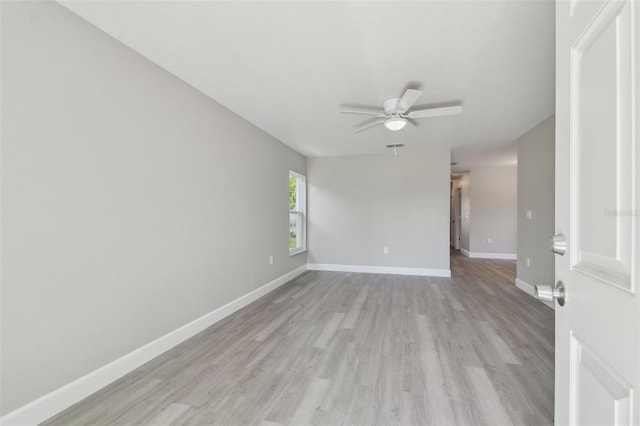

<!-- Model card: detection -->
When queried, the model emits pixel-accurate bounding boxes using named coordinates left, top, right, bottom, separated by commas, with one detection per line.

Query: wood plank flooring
left=44, top=252, right=554, bottom=425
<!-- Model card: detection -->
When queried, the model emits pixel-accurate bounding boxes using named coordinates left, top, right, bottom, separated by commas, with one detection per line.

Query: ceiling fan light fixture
left=384, top=116, right=407, bottom=131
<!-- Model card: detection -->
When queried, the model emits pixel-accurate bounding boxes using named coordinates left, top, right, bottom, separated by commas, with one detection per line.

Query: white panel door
left=555, top=0, right=639, bottom=424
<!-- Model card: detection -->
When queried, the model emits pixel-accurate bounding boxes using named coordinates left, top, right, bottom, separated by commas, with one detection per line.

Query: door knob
left=550, top=233, right=567, bottom=255
left=535, top=281, right=566, bottom=306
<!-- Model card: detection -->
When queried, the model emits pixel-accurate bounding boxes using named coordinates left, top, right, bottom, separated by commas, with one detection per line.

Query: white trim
left=289, top=247, right=306, bottom=256
left=459, top=249, right=516, bottom=260
left=465, top=251, right=517, bottom=260
left=515, top=278, right=555, bottom=310
left=307, top=263, right=451, bottom=278
left=0, top=265, right=307, bottom=426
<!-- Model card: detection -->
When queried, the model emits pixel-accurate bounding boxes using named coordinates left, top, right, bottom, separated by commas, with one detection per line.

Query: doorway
left=450, top=178, right=462, bottom=251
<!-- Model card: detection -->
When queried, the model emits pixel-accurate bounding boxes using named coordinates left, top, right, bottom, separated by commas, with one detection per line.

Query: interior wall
left=307, top=150, right=450, bottom=272
left=468, top=167, right=518, bottom=254
left=1, top=1, right=306, bottom=415
left=517, top=116, right=555, bottom=286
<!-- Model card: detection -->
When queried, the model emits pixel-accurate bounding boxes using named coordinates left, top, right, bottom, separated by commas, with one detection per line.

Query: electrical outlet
left=526, top=210, right=533, bottom=220
left=383, top=247, right=389, bottom=255
left=269, top=255, right=274, bottom=265
left=526, top=257, right=531, bottom=267
left=487, top=238, right=493, bottom=244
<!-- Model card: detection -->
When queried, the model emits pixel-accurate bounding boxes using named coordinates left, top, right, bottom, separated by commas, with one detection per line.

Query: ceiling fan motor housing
left=382, top=97, right=402, bottom=114
left=382, top=97, right=408, bottom=131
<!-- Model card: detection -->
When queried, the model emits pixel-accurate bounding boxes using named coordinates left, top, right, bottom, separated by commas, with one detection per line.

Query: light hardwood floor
left=44, top=252, right=554, bottom=425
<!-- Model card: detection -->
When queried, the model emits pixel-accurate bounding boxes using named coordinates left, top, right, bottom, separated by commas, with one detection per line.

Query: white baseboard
left=466, top=251, right=517, bottom=260
left=515, top=278, right=555, bottom=310
left=460, top=249, right=516, bottom=260
left=307, top=263, right=451, bottom=278
left=0, top=265, right=307, bottom=426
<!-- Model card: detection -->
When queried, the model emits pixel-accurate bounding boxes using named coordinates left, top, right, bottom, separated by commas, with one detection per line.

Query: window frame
left=289, top=171, right=306, bottom=255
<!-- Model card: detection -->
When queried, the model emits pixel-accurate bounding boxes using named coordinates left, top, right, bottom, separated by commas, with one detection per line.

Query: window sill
left=289, top=248, right=307, bottom=256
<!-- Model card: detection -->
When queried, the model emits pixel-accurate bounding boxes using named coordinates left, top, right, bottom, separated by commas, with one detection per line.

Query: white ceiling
left=59, top=1, right=555, bottom=158
left=451, top=142, right=518, bottom=173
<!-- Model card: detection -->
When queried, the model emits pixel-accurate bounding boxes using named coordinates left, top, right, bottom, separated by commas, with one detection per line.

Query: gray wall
left=468, top=167, right=518, bottom=254
left=307, top=151, right=450, bottom=271
left=516, top=116, right=555, bottom=286
left=1, top=1, right=306, bottom=414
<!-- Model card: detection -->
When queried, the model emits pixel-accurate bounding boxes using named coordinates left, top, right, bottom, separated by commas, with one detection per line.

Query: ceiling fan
left=341, top=89, right=462, bottom=133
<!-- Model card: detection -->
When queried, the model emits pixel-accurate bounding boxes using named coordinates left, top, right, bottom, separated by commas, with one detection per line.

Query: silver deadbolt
left=550, top=233, right=567, bottom=255
left=535, top=281, right=566, bottom=306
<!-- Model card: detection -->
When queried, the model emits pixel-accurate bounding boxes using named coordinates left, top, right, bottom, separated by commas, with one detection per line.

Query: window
left=289, top=171, right=306, bottom=255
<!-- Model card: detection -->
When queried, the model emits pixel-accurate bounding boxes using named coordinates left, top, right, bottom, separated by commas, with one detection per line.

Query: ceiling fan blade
left=408, top=105, right=463, bottom=118
left=354, top=119, right=385, bottom=133
left=396, top=89, right=423, bottom=113
left=340, top=108, right=386, bottom=117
